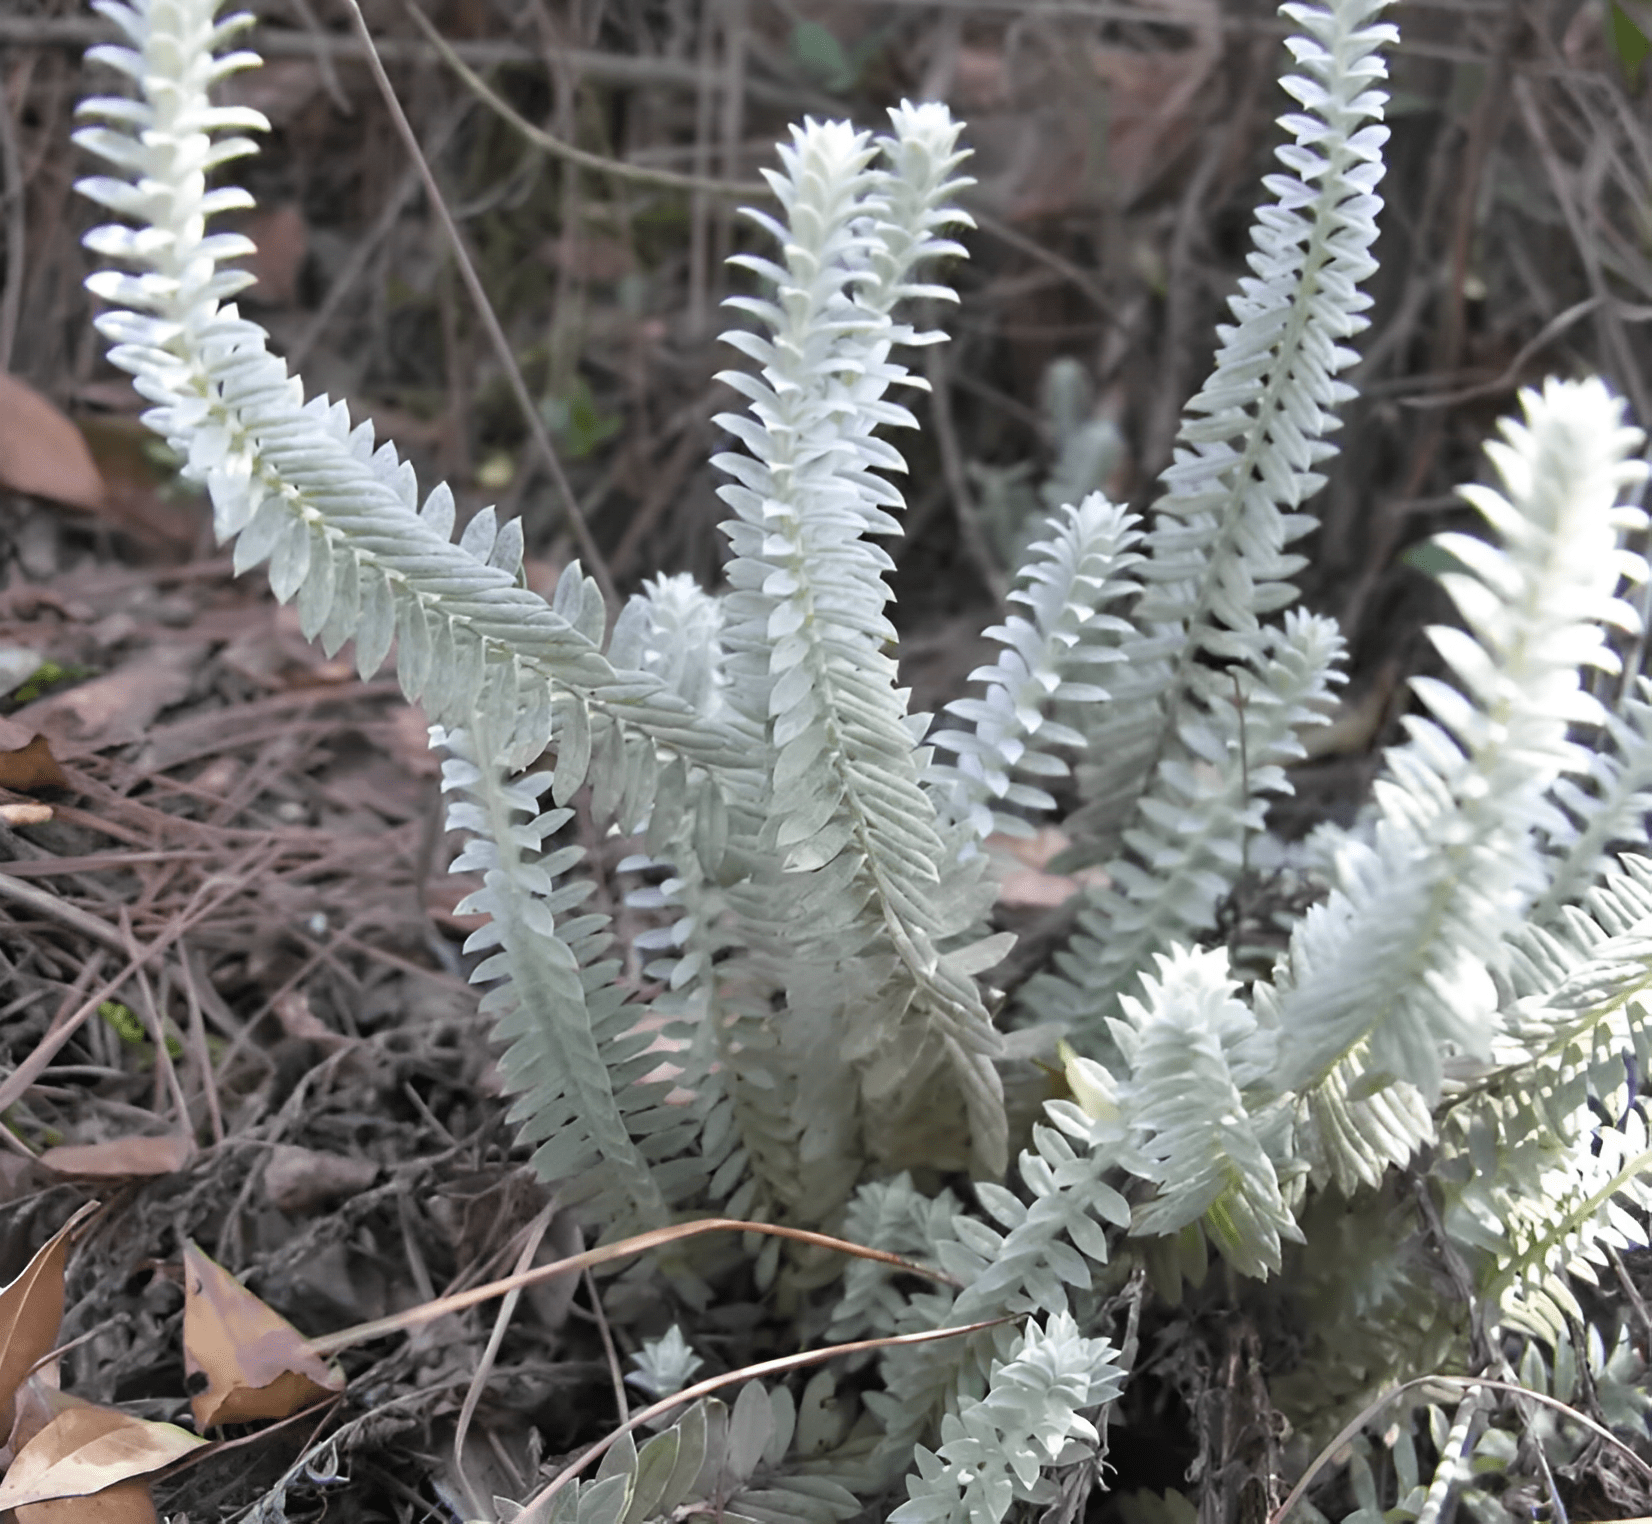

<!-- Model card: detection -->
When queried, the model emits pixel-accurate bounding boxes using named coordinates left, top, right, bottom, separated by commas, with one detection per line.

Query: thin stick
left=0, top=68, right=25, bottom=373
left=972, top=209, right=1111, bottom=318
left=176, top=947, right=225, bottom=1145
left=0, top=870, right=130, bottom=952
left=453, top=1201, right=557, bottom=1520
left=687, top=7, right=717, bottom=334
left=340, top=0, right=617, bottom=607
left=1609, top=1244, right=1652, bottom=1359
left=118, top=907, right=191, bottom=1136
left=1513, top=74, right=1651, bottom=433
left=402, top=3, right=764, bottom=199
left=307, top=1216, right=961, bottom=1356
left=923, top=337, right=1007, bottom=602
left=1398, top=297, right=1602, bottom=410
left=712, top=0, right=749, bottom=275
left=282, top=0, right=351, bottom=113
left=584, top=1267, right=630, bottom=1426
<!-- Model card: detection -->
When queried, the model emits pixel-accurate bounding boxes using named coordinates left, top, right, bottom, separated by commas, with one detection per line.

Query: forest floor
left=2, top=0, right=1651, bottom=1519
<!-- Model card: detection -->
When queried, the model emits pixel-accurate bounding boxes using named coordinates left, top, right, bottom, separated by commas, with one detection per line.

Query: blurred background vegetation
left=2, top=0, right=1650, bottom=812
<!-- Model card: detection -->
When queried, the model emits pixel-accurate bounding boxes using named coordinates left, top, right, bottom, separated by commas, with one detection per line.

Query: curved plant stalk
left=306, top=1217, right=964, bottom=1358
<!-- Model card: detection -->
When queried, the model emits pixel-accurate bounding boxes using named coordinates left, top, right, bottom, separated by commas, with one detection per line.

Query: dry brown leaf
left=10, top=645, right=201, bottom=758
left=4, top=1392, right=163, bottom=1521
left=0, top=1399, right=202, bottom=1510
left=71, top=414, right=200, bottom=549
left=8, top=1372, right=73, bottom=1462
left=425, top=876, right=489, bottom=937
left=222, top=56, right=324, bottom=125
left=952, top=43, right=1009, bottom=110
left=0, top=719, right=66, bottom=793
left=14, top=1475, right=161, bottom=1522
left=241, top=203, right=308, bottom=305
left=181, top=1241, right=344, bottom=1428
left=39, top=1135, right=193, bottom=1179
left=989, top=829, right=1109, bottom=909
left=1298, top=661, right=1401, bottom=760
left=0, top=1156, right=49, bottom=1209
left=0, top=1205, right=94, bottom=1439
left=388, top=704, right=441, bottom=779
left=0, top=375, right=108, bottom=514
left=262, top=1145, right=378, bottom=1215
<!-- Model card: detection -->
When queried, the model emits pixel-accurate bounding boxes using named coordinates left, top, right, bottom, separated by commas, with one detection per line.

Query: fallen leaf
left=952, top=43, right=1009, bottom=110
left=39, top=1135, right=194, bottom=1179
left=262, top=1145, right=378, bottom=1215
left=181, top=1241, right=344, bottom=1427
left=425, top=876, right=489, bottom=937
left=1297, top=661, right=1401, bottom=761
left=0, top=1398, right=203, bottom=1510
left=14, top=1475, right=161, bottom=1522
left=242, top=203, right=308, bottom=306
left=6, top=1386, right=164, bottom=1519
left=0, top=647, right=43, bottom=699
left=0, top=803, right=53, bottom=825
left=222, top=56, right=324, bottom=126
left=991, top=827, right=1072, bottom=874
left=71, top=415, right=201, bottom=550
left=10, top=645, right=201, bottom=758
left=0, top=375, right=108, bottom=514
left=6, top=1372, right=70, bottom=1468
left=388, top=704, right=441, bottom=779
left=0, top=1205, right=95, bottom=1439
left=0, top=719, right=66, bottom=793
left=989, top=829, right=1109, bottom=909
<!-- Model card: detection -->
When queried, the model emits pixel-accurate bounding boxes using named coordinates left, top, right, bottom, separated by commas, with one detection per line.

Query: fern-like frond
left=713, top=103, right=1009, bottom=1179
left=76, top=0, right=743, bottom=797
left=1532, top=676, right=1652, bottom=918
left=1088, top=947, right=1302, bottom=1278
left=863, top=1103, right=1131, bottom=1472
left=890, top=1314, right=1124, bottom=1524
left=1065, top=0, right=1397, bottom=863
left=437, top=723, right=704, bottom=1233
left=1268, top=380, right=1648, bottom=1189
left=928, top=494, right=1143, bottom=845
left=1036, top=610, right=1343, bottom=1036
left=1426, top=853, right=1652, bottom=1343
left=1499, top=854, right=1652, bottom=1066
left=609, top=574, right=730, bottom=725
left=1442, top=1086, right=1652, bottom=1347
left=830, top=1174, right=965, bottom=1347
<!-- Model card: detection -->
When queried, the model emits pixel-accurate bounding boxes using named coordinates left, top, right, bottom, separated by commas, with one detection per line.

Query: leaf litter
left=0, top=1203, right=95, bottom=1438
left=0, top=1384, right=204, bottom=1513
left=181, top=1241, right=345, bottom=1428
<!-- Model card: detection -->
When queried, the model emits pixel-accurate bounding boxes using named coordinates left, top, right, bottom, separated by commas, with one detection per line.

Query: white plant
left=68, top=0, right=1652, bottom=1520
